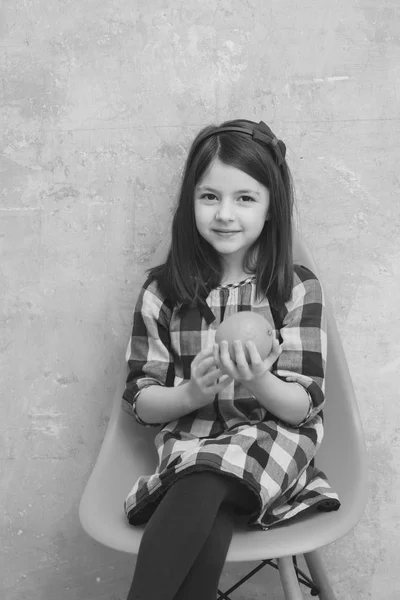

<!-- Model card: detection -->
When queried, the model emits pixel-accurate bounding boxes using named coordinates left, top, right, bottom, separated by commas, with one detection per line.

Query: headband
left=199, top=120, right=286, bottom=167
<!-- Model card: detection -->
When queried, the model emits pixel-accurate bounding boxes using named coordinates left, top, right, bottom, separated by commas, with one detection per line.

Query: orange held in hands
left=215, top=311, right=274, bottom=363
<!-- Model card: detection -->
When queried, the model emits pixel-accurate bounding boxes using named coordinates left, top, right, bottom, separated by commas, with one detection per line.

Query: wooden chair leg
left=304, top=550, right=338, bottom=600
left=277, top=556, right=304, bottom=600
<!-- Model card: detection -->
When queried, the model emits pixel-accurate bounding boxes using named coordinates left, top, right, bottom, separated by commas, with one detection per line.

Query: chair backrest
left=291, top=233, right=367, bottom=509
left=79, top=232, right=368, bottom=550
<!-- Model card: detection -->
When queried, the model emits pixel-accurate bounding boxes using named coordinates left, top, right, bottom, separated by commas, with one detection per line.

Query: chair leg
left=304, top=550, right=338, bottom=600
left=277, top=556, right=304, bottom=600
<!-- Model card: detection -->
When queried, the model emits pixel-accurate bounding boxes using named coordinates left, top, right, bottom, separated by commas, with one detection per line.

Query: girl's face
left=194, top=158, right=270, bottom=274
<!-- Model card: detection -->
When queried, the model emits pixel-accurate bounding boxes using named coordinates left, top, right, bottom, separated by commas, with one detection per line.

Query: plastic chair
left=79, top=232, right=368, bottom=599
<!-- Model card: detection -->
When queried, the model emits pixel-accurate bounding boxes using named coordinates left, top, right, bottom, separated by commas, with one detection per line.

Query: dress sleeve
left=272, top=265, right=327, bottom=426
left=122, top=280, right=175, bottom=427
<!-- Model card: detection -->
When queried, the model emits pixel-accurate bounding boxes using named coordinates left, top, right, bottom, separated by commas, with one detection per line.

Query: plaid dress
left=122, top=264, right=340, bottom=530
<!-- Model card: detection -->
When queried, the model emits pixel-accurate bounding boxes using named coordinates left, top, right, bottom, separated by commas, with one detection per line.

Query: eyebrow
left=197, top=186, right=260, bottom=196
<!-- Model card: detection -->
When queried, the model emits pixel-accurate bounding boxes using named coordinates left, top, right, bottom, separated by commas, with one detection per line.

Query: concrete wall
left=1, top=1, right=399, bottom=598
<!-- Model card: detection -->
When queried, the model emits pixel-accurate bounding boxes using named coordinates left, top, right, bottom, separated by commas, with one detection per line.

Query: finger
left=204, top=365, right=223, bottom=384
left=265, top=337, right=280, bottom=359
left=245, top=340, right=262, bottom=365
left=192, top=348, right=209, bottom=370
left=192, top=356, right=214, bottom=381
left=198, top=356, right=218, bottom=377
left=267, top=343, right=282, bottom=368
left=199, top=346, right=216, bottom=359
left=213, top=343, right=220, bottom=367
left=272, top=338, right=283, bottom=357
left=220, top=340, right=234, bottom=367
left=217, top=374, right=234, bottom=390
left=233, top=340, right=249, bottom=369
left=219, top=341, right=239, bottom=377
left=210, top=369, right=234, bottom=391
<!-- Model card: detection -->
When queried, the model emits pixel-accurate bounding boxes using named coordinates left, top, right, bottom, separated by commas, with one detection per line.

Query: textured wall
left=1, top=1, right=399, bottom=599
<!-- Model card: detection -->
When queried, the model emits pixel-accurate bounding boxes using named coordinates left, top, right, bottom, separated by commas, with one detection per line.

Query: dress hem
left=124, top=460, right=340, bottom=530
left=125, top=462, right=262, bottom=526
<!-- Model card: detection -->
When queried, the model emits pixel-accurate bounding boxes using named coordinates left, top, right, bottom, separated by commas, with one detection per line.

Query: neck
left=220, top=270, right=254, bottom=285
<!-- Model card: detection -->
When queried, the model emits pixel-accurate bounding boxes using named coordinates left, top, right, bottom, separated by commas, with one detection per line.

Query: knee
left=168, top=470, right=230, bottom=502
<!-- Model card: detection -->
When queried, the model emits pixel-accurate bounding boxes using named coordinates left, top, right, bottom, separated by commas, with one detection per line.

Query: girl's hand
left=188, top=346, right=234, bottom=410
left=214, top=336, right=282, bottom=385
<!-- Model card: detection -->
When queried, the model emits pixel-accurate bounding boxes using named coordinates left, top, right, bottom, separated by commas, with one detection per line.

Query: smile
left=213, top=230, right=240, bottom=237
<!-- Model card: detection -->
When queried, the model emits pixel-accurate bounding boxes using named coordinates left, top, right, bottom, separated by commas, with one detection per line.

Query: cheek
left=195, top=205, right=212, bottom=228
left=194, top=204, right=202, bottom=226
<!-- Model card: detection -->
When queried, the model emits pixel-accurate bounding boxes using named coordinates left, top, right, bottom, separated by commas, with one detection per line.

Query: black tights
left=126, top=470, right=258, bottom=600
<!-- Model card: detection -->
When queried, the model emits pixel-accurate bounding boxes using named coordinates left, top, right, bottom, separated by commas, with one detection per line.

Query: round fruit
left=215, top=311, right=274, bottom=363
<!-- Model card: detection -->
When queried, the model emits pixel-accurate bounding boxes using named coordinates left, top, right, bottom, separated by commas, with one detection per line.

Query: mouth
left=213, top=230, right=240, bottom=238
left=213, top=230, right=241, bottom=234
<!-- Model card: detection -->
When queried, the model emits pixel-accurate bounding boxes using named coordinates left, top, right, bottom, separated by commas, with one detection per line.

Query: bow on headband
left=200, top=120, right=286, bottom=167
left=252, top=121, right=286, bottom=167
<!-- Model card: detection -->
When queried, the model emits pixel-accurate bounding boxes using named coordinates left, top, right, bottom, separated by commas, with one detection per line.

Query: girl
left=122, top=119, right=340, bottom=600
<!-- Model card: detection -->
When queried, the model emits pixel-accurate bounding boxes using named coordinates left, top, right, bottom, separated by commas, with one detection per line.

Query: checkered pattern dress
left=122, top=264, right=340, bottom=530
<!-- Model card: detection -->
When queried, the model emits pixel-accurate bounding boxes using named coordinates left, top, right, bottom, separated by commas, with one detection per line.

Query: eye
left=199, top=194, right=255, bottom=203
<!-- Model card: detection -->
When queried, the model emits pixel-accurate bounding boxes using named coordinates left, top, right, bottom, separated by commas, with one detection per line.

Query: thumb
left=271, top=337, right=282, bottom=356
left=219, top=374, right=234, bottom=385
left=265, top=339, right=282, bottom=368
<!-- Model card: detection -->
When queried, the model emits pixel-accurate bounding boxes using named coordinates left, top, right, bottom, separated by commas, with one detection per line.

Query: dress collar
left=175, top=275, right=256, bottom=326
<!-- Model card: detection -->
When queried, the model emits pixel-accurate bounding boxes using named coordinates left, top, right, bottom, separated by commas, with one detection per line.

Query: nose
left=215, top=199, right=235, bottom=221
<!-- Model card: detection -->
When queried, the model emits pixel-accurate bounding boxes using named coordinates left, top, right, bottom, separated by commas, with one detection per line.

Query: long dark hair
left=145, top=119, right=295, bottom=311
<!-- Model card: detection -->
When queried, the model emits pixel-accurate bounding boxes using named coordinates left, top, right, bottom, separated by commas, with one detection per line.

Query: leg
left=126, top=471, right=255, bottom=600
left=173, top=505, right=236, bottom=600
left=277, top=556, right=304, bottom=600
left=304, top=550, right=338, bottom=600
left=173, top=477, right=258, bottom=600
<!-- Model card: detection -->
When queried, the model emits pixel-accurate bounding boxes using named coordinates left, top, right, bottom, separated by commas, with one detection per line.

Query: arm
left=245, top=265, right=327, bottom=427
left=122, top=280, right=190, bottom=427
left=134, top=381, right=194, bottom=425
left=244, top=371, right=312, bottom=426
